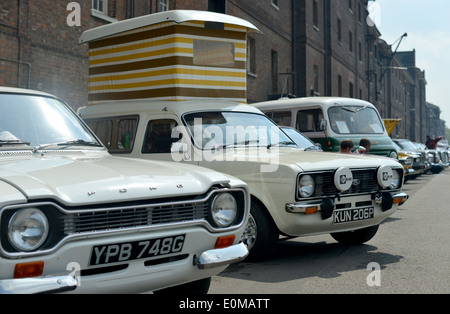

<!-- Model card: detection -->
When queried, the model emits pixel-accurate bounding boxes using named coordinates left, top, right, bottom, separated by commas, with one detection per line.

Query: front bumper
left=0, top=276, right=78, bottom=294
left=195, top=242, right=248, bottom=269
left=286, top=192, right=408, bottom=215
left=0, top=243, right=248, bottom=294
left=281, top=192, right=409, bottom=236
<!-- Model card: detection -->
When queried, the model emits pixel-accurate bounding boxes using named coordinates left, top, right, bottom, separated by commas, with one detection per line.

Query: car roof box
left=80, top=10, right=260, bottom=105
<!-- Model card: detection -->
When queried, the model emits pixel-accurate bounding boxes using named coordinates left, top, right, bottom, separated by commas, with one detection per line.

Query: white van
left=254, top=97, right=398, bottom=158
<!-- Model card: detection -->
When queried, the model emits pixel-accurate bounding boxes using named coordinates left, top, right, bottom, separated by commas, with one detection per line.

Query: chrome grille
left=63, top=202, right=210, bottom=234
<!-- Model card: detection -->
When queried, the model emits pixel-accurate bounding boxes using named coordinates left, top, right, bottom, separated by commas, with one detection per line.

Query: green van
left=253, top=97, right=398, bottom=158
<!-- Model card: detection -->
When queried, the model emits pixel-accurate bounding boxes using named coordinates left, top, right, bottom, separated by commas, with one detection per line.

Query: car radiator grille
left=63, top=202, right=210, bottom=234
left=309, top=169, right=379, bottom=198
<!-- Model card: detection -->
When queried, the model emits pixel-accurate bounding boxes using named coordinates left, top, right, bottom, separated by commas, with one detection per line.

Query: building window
left=358, top=3, right=362, bottom=23
left=359, top=41, right=362, bottom=61
left=313, top=64, right=319, bottom=96
left=247, top=37, right=256, bottom=75
left=349, top=30, right=353, bottom=52
left=208, top=0, right=226, bottom=13
left=338, top=75, right=342, bottom=97
left=313, top=0, right=319, bottom=29
left=337, top=18, right=342, bottom=43
left=271, top=50, right=279, bottom=94
left=159, top=0, right=169, bottom=12
left=92, top=0, right=107, bottom=15
left=349, top=0, right=352, bottom=12
left=91, top=0, right=117, bottom=23
left=272, top=0, right=279, bottom=9
left=349, top=82, right=354, bottom=98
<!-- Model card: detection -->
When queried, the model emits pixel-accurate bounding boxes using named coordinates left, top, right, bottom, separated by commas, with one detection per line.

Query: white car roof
left=78, top=99, right=264, bottom=118
left=80, top=10, right=260, bottom=44
left=0, top=86, right=57, bottom=98
left=252, top=97, right=376, bottom=111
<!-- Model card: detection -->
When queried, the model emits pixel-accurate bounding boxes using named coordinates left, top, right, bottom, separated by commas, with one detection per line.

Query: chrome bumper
left=195, top=242, right=248, bottom=269
left=0, top=276, right=77, bottom=294
left=286, top=192, right=409, bottom=215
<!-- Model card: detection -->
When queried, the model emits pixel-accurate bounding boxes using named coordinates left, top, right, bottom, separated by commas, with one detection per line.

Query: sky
left=369, top=0, right=450, bottom=127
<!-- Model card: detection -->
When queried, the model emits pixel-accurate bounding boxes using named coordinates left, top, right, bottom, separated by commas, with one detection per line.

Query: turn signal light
left=393, top=197, right=403, bottom=204
left=215, top=235, right=235, bottom=249
left=14, top=261, right=44, bottom=279
left=305, top=207, right=319, bottom=215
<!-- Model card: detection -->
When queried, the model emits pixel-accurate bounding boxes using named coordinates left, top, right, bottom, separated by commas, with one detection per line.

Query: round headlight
left=299, top=175, right=315, bottom=198
left=8, top=208, right=49, bottom=252
left=377, top=165, right=394, bottom=189
left=390, top=170, right=401, bottom=189
left=211, top=193, right=238, bottom=228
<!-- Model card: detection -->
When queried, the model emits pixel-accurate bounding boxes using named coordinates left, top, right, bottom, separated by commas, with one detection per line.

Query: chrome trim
left=0, top=276, right=77, bottom=294
left=393, top=192, right=409, bottom=205
left=0, top=188, right=248, bottom=259
left=195, top=243, right=249, bottom=269
left=286, top=202, right=322, bottom=213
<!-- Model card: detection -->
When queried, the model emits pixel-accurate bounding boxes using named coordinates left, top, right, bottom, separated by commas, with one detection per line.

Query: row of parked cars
left=0, top=86, right=411, bottom=294
left=393, top=138, right=449, bottom=180
left=0, top=11, right=410, bottom=294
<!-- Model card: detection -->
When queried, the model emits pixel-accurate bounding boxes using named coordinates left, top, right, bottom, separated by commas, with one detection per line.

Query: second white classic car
left=79, top=99, right=409, bottom=261
left=0, top=87, right=249, bottom=294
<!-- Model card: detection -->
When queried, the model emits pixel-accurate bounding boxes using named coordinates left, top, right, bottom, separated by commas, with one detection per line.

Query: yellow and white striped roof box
left=80, top=10, right=260, bottom=105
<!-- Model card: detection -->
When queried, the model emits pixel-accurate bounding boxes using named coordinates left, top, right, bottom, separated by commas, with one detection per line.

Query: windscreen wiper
left=57, top=139, right=103, bottom=147
left=0, top=140, right=30, bottom=147
left=267, top=141, right=296, bottom=149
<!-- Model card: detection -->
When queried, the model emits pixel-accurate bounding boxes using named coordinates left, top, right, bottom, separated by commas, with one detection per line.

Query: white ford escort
left=0, top=87, right=249, bottom=294
left=79, top=100, right=409, bottom=261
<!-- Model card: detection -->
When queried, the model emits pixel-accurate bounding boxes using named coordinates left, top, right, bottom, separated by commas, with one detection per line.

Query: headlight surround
left=8, top=208, right=49, bottom=252
left=211, top=193, right=238, bottom=228
left=298, top=175, right=315, bottom=198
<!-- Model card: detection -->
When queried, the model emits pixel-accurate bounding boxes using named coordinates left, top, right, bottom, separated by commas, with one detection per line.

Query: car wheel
left=330, top=225, right=379, bottom=245
left=153, top=277, right=211, bottom=294
left=241, top=201, right=278, bottom=261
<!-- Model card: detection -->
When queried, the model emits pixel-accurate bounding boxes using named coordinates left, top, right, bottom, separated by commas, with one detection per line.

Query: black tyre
left=330, top=225, right=379, bottom=245
left=153, top=277, right=211, bottom=294
left=240, top=201, right=279, bottom=261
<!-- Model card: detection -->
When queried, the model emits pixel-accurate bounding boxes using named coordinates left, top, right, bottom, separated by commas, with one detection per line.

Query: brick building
left=0, top=0, right=444, bottom=141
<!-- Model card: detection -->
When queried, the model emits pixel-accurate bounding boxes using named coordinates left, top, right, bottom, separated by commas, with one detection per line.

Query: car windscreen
left=183, top=111, right=295, bottom=150
left=395, top=140, right=417, bottom=151
left=0, top=93, right=101, bottom=149
left=281, top=127, right=319, bottom=150
left=328, top=106, right=385, bottom=134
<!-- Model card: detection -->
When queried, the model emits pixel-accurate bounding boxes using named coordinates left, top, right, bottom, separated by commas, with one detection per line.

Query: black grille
left=63, top=202, right=210, bottom=234
left=298, top=168, right=380, bottom=199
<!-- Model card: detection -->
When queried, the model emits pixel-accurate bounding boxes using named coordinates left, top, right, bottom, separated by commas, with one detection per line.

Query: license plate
left=333, top=207, right=374, bottom=224
left=89, top=235, right=186, bottom=266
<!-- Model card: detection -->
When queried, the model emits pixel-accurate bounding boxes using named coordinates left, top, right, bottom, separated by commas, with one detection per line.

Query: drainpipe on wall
left=291, top=0, right=296, bottom=96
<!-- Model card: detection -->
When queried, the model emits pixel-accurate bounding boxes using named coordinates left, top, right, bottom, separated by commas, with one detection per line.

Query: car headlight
left=405, top=157, right=413, bottom=166
left=390, top=170, right=401, bottom=189
left=298, top=175, right=315, bottom=198
left=211, top=193, right=238, bottom=227
left=8, top=208, right=49, bottom=252
left=390, top=151, right=398, bottom=159
left=377, top=165, right=394, bottom=189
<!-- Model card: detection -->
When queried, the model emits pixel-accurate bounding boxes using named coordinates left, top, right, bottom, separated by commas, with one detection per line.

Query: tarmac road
left=210, top=171, right=450, bottom=294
